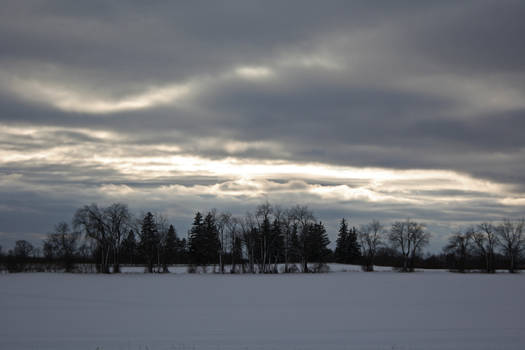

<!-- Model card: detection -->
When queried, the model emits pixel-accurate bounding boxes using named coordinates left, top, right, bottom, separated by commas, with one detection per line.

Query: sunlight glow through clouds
left=234, top=66, right=274, bottom=80
left=92, top=154, right=522, bottom=207
left=0, top=124, right=120, bottom=140
left=1, top=142, right=515, bottom=207
left=3, top=65, right=275, bottom=114
left=0, top=123, right=513, bottom=207
left=279, top=54, right=343, bottom=71
left=310, top=184, right=411, bottom=203
left=7, top=56, right=517, bottom=118
left=62, top=153, right=511, bottom=203
left=0, top=49, right=343, bottom=115
left=8, top=77, right=193, bottom=114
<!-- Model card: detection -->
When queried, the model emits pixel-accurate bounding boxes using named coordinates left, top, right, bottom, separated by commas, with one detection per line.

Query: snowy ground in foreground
left=1, top=268, right=524, bottom=350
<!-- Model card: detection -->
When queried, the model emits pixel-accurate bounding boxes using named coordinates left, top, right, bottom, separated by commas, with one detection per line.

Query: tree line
left=0, top=202, right=523, bottom=273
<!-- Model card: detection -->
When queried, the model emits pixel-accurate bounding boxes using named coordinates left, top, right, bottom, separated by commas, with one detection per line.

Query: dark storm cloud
left=0, top=1, right=441, bottom=81
left=1, top=0, right=524, bottom=249
left=406, top=1, right=525, bottom=73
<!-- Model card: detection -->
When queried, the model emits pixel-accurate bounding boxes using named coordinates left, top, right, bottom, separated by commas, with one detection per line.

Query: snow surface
left=1, top=267, right=524, bottom=350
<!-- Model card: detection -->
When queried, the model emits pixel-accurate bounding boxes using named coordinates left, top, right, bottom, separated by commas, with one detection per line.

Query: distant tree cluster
left=187, top=204, right=332, bottom=273
left=443, top=219, right=525, bottom=273
left=0, top=201, right=523, bottom=274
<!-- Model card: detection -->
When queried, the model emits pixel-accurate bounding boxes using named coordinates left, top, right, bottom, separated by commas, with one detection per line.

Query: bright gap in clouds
left=1, top=51, right=340, bottom=115
left=234, top=66, right=274, bottom=79
left=0, top=123, right=518, bottom=211
left=7, top=76, right=193, bottom=114
left=75, top=152, right=509, bottom=205
left=0, top=121, right=511, bottom=205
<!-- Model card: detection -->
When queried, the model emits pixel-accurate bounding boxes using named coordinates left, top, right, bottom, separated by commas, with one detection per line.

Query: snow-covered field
left=1, top=267, right=524, bottom=350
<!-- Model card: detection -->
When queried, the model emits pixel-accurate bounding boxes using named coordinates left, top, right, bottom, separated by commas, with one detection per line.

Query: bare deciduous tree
left=359, top=220, right=384, bottom=272
left=104, top=203, right=131, bottom=273
left=217, top=211, right=232, bottom=274
left=73, top=203, right=131, bottom=273
left=44, top=222, right=80, bottom=272
left=9, top=240, right=35, bottom=272
left=73, top=204, right=111, bottom=273
left=289, top=205, right=315, bottom=273
left=225, top=215, right=241, bottom=273
left=255, top=202, right=274, bottom=273
left=444, top=228, right=473, bottom=272
left=240, top=212, right=257, bottom=273
left=14, top=240, right=34, bottom=258
left=389, top=219, right=430, bottom=272
left=497, top=218, right=524, bottom=273
left=472, top=223, right=499, bottom=273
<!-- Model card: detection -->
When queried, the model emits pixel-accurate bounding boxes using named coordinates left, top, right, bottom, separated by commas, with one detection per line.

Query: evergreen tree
left=335, top=218, right=349, bottom=263
left=121, top=230, right=137, bottom=264
left=139, top=212, right=159, bottom=273
left=188, top=212, right=206, bottom=268
left=347, top=226, right=361, bottom=263
left=289, top=224, right=301, bottom=264
left=188, top=211, right=221, bottom=271
left=176, top=237, right=187, bottom=264
left=270, top=218, right=285, bottom=270
left=231, top=235, right=243, bottom=273
left=203, top=212, right=221, bottom=267
left=161, top=224, right=178, bottom=272
left=334, top=218, right=361, bottom=264
left=306, top=222, right=331, bottom=269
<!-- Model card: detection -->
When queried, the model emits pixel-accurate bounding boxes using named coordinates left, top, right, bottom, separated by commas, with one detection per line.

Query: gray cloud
left=1, top=1, right=524, bottom=251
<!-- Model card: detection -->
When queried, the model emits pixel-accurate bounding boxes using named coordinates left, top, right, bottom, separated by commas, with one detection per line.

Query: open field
left=1, top=268, right=524, bottom=350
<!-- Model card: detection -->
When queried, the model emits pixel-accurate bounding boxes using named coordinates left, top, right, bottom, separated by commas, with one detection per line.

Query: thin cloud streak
left=1, top=50, right=343, bottom=115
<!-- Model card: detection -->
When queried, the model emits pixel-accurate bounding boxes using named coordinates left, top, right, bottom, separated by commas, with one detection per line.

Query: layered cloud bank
left=1, top=1, right=524, bottom=250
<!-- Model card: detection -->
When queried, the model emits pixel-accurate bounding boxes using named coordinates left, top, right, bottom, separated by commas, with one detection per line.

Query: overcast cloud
left=1, top=0, right=524, bottom=251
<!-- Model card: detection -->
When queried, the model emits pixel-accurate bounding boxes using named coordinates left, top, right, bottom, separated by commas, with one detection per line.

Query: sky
left=1, top=0, right=524, bottom=252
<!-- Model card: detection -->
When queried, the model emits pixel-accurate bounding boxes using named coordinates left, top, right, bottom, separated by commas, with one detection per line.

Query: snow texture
left=1, top=266, right=524, bottom=350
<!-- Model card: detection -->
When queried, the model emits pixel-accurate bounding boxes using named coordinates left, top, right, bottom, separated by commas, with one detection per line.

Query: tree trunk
left=489, top=252, right=495, bottom=273
left=302, top=258, right=308, bottom=273
left=366, top=252, right=374, bottom=272
left=509, top=253, right=515, bottom=273
left=231, top=250, right=236, bottom=274
left=113, top=248, right=120, bottom=273
left=102, top=247, right=111, bottom=274
left=249, top=248, right=254, bottom=273
left=402, top=253, right=409, bottom=272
